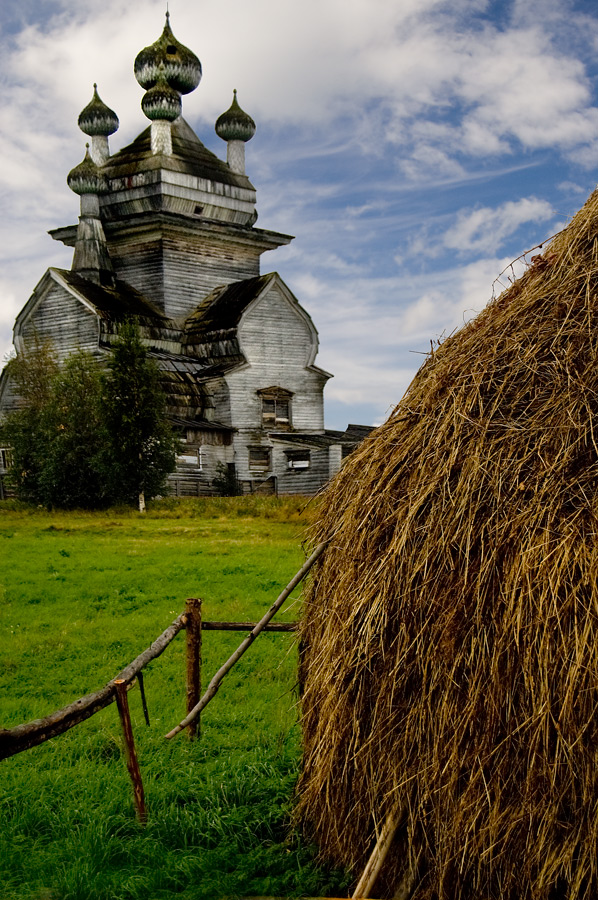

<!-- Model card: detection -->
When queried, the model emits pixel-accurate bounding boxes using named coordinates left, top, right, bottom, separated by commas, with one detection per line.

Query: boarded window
left=286, top=450, right=310, bottom=470
left=0, top=449, right=13, bottom=470
left=249, top=448, right=271, bottom=471
left=177, top=449, right=203, bottom=469
left=258, top=387, right=293, bottom=429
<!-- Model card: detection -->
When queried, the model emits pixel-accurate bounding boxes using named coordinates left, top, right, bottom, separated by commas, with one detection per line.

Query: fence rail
left=0, top=612, right=188, bottom=761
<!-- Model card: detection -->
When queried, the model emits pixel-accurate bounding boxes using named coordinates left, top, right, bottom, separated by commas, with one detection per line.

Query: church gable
left=237, top=275, right=321, bottom=372
left=14, top=270, right=100, bottom=358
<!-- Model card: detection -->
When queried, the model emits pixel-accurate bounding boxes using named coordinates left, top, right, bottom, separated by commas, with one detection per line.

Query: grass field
left=0, top=497, right=350, bottom=900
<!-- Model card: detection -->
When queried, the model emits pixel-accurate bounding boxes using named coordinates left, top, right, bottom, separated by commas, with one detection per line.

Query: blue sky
left=1, top=0, right=598, bottom=429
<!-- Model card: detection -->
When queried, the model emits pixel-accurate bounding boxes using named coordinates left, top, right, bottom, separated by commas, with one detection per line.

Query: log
left=185, top=598, right=202, bottom=741
left=200, top=621, right=297, bottom=632
left=114, top=679, right=146, bottom=824
left=352, top=807, right=403, bottom=899
left=165, top=540, right=329, bottom=740
left=0, top=612, right=187, bottom=760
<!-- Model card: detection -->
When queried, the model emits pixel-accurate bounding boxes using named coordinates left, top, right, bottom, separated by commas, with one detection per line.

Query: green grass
left=0, top=498, right=349, bottom=900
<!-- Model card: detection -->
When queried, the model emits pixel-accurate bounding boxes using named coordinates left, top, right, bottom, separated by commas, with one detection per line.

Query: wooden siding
left=232, top=282, right=326, bottom=434
left=18, top=282, right=100, bottom=358
left=274, top=446, right=332, bottom=496
left=168, top=439, right=234, bottom=497
left=162, top=236, right=260, bottom=321
left=108, top=231, right=261, bottom=320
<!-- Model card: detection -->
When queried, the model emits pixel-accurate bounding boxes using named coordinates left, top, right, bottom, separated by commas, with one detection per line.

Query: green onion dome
left=67, top=145, right=107, bottom=194
left=141, top=62, right=182, bottom=121
left=134, top=12, right=201, bottom=95
left=78, top=84, right=119, bottom=137
left=215, top=90, right=256, bottom=142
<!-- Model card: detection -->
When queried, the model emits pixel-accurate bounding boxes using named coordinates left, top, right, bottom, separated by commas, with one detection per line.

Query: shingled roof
left=102, top=117, right=254, bottom=190
left=56, top=269, right=172, bottom=326
left=184, top=273, right=275, bottom=341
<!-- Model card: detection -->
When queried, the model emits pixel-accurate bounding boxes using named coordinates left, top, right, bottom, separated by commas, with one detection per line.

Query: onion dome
left=134, top=12, right=201, bottom=95
left=141, top=62, right=182, bottom=121
left=67, top=145, right=107, bottom=194
left=215, top=90, right=256, bottom=142
left=78, top=84, right=119, bottom=137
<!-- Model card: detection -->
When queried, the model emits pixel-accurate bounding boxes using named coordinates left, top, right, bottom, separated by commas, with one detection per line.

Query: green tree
left=102, top=319, right=179, bottom=511
left=38, top=351, right=111, bottom=509
left=1, top=346, right=111, bottom=508
left=1, top=341, right=59, bottom=504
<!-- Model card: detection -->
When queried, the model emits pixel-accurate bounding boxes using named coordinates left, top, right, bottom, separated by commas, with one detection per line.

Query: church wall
left=109, top=238, right=166, bottom=308
left=273, top=445, right=332, bottom=496
left=161, top=235, right=261, bottom=320
left=108, top=230, right=261, bottom=319
left=17, top=284, right=100, bottom=358
left=235, top=284, right=326, bottom=432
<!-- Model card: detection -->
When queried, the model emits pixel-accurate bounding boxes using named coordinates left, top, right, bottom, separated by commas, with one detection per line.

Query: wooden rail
left=0, top=612, right=188, bottom=761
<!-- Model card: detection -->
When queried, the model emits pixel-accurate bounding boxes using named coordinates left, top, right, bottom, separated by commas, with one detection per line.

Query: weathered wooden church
left=0, top=14, right=370, bottom=497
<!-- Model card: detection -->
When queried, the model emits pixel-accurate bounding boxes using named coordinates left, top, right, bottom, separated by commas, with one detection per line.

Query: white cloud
left=443, top=198, right=555, bottom=254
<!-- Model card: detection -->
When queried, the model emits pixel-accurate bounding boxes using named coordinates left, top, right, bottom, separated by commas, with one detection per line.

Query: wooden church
left=0, top=14, right=370, bottom=497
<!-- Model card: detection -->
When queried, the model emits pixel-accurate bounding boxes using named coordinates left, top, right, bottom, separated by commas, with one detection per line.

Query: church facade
left=0, top=15, right=370, bottom=498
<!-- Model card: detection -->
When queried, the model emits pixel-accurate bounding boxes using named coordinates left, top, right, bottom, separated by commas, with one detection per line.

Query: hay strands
left=164, top=540, right=329, bottom=740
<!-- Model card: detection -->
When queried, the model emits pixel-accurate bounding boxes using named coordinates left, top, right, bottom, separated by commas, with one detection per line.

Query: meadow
left=0, top=497, right=350, bottom=900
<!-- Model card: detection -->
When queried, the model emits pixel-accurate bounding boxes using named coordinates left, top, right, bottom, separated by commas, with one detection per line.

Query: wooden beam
left=185, top=598, right=202, bottom=741
left=165, top=540, right=328, bottom=740
left=0, top=613, right=187, bottom=760
left=200, top=621, right=297, bottom=632
left=114, top=680, right=146, bottom=824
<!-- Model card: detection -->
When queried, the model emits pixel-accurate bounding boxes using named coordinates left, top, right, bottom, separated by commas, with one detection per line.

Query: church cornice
left=49, top=211, right=293, bottom=252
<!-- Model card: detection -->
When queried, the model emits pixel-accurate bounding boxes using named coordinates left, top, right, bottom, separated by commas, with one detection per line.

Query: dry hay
left=296, top=188, right=598, bottom=900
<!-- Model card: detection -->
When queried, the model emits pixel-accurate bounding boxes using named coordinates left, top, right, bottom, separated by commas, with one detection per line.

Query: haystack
left=297, top=188, right=598, bottom=900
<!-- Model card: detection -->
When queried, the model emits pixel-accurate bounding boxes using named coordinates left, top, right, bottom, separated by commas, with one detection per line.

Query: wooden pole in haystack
left=351, top=807, right=402, bottom=899
left=184, top=598, right=202, bottom=741
left=114, top=679, right=146, bottom=824
left=165, top=540, right=329, bottom=740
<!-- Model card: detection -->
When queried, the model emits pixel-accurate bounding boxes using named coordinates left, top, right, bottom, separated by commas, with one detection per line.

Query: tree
left=39, top=352, right=111, bottom=509
left=1, top=346, right=111, bottom=508
left=101, top=319, right=180, bottom=511
left=1, top=341, right=59, bottom=504
left=1, top=322, right=179, bottom=510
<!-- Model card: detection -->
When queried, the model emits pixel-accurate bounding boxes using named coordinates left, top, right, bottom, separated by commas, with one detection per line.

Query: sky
left=1, top=0, right=598, bottom=429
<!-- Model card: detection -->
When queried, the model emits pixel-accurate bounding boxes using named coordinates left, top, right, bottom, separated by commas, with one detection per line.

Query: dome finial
left=215, top=91, right=256, bottom=175
left=135, top=12, right=201, bottom=95
left=215, top=90, right=256, bottom=143
left=67, top=144, right=107, bottom=195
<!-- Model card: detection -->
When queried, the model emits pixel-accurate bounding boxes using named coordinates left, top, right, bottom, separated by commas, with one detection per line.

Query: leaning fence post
left=185, top=598, right=202, bottom=741
left=114, top=679, right=147, bottom=824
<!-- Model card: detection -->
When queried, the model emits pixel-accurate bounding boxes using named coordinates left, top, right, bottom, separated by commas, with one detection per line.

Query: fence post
left=114, top=679, right=147, bottom=824
left=185, top=598, right=202, bottom=741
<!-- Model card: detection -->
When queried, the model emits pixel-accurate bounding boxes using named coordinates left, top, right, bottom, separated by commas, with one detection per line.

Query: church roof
left=184, top=273, right=276, bottom=339
left=56, top=269, right=173, bottom=326
left=102, top=117, right=254, bottom=190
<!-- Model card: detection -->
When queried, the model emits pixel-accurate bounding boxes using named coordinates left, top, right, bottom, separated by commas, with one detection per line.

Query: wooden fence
left=0, top=541, right=326, bottom=823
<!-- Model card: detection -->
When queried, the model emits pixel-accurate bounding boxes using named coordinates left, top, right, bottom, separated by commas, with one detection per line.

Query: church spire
left=215, top=90, right=256, bottom=175
left=67, top=145, right=114, bottom=285
left=135, top=12, right=201, bottom=156
left=77, top=84, right=119, bottom=166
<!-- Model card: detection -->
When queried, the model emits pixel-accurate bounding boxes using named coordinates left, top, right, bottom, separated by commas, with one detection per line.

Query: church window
left=249, top=447, right=271, bottom=471
left=0, top=449, right=13, bottom=470
left=258, top=387, right=292, bottom=429
left=286, top=450, right=310, bottom=470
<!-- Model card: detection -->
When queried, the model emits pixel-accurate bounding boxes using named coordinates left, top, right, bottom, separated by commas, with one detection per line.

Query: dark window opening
left=258, top=388, right=292, bottom=429
left=286, top=450, right=310, bottom=470
left=249, top=448, right=271, bottom=471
